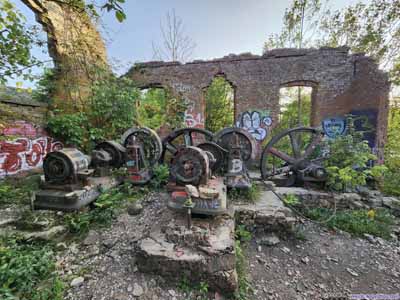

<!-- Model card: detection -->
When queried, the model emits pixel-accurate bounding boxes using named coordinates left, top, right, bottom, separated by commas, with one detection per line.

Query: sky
left=11, top=0, right=366, bottom=88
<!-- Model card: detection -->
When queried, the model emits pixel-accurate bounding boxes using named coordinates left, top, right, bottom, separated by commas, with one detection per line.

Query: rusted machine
left=34, top=142, right=125, bottom=211
left=162, top=128, right=228, bottom=215
left=121, top=127, right=162, bottom=184
left=260, top=126, right=327, bottom=186
left=214, top=127, right=255, bottom=189
left=162, top=127, right=256, bottom=216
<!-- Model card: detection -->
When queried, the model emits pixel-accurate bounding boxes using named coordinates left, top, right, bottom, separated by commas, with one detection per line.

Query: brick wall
left=127, top=47, right=390, bottom=159
left=0, top=88, right=63, bottom=178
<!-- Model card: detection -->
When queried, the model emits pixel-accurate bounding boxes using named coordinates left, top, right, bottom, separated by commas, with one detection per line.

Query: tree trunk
left=21, top=0, right=110, bottom=112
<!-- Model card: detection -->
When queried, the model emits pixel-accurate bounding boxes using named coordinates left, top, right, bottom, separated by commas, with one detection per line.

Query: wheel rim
left=260, top=127, right=324, bottom=186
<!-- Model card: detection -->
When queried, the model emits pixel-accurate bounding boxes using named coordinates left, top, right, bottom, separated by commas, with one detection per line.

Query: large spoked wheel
left=260, top=127, right=325, bottom=186
left=121, top=127, right=163, bottom=166
left=160, top=128, right=214, bottom=164
left=214, top=127, right=256, bottom=162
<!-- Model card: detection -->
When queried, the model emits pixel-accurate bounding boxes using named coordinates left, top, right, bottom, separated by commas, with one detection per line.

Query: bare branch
left=152, top=9, right=196, bottom=63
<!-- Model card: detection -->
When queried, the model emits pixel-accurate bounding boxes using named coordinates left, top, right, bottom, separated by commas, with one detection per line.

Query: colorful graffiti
left=322, top=110, right=377, bottom=147
left=322, top=117, right=346, bottom=138
left=0, top=121, right=63, bottom=177
left=1, top=120, right=45, bottom=137
left=236, top=110, right=272, bottom=141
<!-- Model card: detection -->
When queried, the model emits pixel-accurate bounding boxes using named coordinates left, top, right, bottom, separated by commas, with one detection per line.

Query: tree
left=319, top=0, right=400, bottom=85
left=205, top=77, right=234, bottom=132
left=264, top=0, right=323, bottom=50
left=0, top=0, right=43, bottom=84
left=152, top=10, right=196, bottom=62
left=0, top=0, right=126, bottom=85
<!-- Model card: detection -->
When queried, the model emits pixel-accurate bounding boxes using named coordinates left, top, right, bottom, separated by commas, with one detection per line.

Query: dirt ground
left=63, top=192, right=400, bottom=300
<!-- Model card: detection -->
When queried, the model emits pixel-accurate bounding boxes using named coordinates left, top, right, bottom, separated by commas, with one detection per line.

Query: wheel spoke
left=165, top=143, right=177, bottom=154
left=183, top=131, right=193, bottom=146
left=303, top=134, right=322, bottom=158
left=268, top=147, right=296, bottom=164
left=289, top=131, right=301, bottom=158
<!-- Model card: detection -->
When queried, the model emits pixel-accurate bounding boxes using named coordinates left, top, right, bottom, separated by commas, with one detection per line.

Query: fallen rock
left=382, top=197, right=400, bottom=216
left=132, top=283, right=144, bottom=297
left=258, top=233, right=280, bottom=246
left=71, top=276, right=85, bottom=287
left=127, top=202, right=143, bottom=216
left=185, top=185, right=199, bottom=198
left=23, top=225, right=67, bottom=241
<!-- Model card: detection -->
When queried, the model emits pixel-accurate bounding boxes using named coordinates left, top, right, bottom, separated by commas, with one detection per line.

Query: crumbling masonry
left=127, top=47, right=390, bottom=159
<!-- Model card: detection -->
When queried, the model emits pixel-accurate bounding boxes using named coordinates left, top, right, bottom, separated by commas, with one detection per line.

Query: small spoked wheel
left=260, top=127, right=325, bottom=186
left=160, top=128, right=214, bottom=164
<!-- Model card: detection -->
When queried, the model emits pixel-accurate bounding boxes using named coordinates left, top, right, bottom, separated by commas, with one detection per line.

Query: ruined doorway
left=278, top=85, right=313, bottom=131
left=137, top=87, right=168, bottom=130
left=204, top=76, right=235, bottom=133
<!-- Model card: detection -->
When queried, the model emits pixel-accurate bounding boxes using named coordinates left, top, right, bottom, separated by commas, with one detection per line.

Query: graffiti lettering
left=0, top=136, right=63, bottom=177
left=236, top=110, right=272, bottom=141
left=184, top=99, right=204, bottom=128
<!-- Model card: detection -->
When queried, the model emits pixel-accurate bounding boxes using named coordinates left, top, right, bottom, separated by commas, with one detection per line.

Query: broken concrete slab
left=34, top=176, right=120, bottom=211
left=234, top=190, right=297, bottom=234
left=136, top=209, right=237, bottom=294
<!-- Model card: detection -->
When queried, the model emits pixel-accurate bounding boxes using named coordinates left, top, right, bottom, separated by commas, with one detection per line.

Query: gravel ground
left=61, top=192, right=400, bottom=300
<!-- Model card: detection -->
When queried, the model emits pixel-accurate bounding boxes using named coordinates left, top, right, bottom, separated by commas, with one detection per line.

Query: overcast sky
left=11, top=0, right=366, bottom=87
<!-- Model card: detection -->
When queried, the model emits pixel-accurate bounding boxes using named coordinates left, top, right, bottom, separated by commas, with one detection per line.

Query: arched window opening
left=204, top=76, right=235, bottom=133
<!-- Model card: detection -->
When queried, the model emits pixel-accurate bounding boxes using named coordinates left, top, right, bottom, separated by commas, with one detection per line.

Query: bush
left=304, top=208, right=395, bottom=239
left=47, top=75, right=139, bottom=152
left=0, top=237, right=64, bottom=300
left=323, top=134, right=381, bottom=191
left=228, top=185, right=261, bottom=203
left=150, top=164, right=169, bottom=189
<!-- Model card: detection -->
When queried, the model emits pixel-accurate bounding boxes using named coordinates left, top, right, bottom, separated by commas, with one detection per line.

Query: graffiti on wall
left=236, top=110, right=272, bottom=141
left=184, top=99, right=204, bottom=128
left=322, top=117, right=346, bottom=138
left=322, top=110, right=377, bottom=147
left=0, top=121, right=63, bottom=177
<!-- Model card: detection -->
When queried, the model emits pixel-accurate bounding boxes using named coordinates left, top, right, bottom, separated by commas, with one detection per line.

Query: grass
left=228, top=184, right=261, bottom=203
left=64, top=183, right=148, bottom=235
left=179, top=277, right=210, bottom=300
left=0, top=175, right=40, bottom=206
left=0, top=236, right=64, bottom=300
left=304, top=208, right=395, bottom=240
left=233, top=225, right=253, bottom=300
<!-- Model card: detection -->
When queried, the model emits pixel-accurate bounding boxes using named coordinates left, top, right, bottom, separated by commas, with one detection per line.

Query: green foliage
left=47, top=112, right=87, bottom=147
left=320, top=0, right=400, bottom=85
left=32, top=68, right=57, bottom=103
left=304, top=208, right=395, bottom=239
left=323, top=134, right=377, bottom=191
left=150, top=164, right=169, bottom=189
left=0, top=176, right=39, bottom=206
left=264, top=0, right=322, bottom=50
left=0, top=0, right=41, bottom=84
left=137, top=88, right=186, bottom=130
left=47, top=75, right=139, bottom=151
left=234, top=240, right=253, bottom=300
left=205, top=77, right=234, bottom=132
left=283, top=194, right=300, bottom=206
left=235, top=225, right=252, bottom=242
left=232, top=225, right=253, bottom=299
left=381, top=104, right=400, bottom=196
left=228, top=185, right=261, bottom=203
left=0, top=237, right=64, bottom=300
left=64, top=183, right=145, bottom=235
left=178, top=278, right=209, bottom=300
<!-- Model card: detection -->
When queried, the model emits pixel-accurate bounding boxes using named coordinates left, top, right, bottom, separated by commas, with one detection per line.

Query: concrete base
left=136, top=209, right=237, bottom=294
left=34, top=176, right=120, bottom=211
left=234, top=190, right=297, bottom=234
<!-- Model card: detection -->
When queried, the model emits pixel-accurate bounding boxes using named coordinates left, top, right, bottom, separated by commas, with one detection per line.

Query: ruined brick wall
left=127, top=47, right=390, bottom=159
left=0, top=91, right=63, bottom=178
